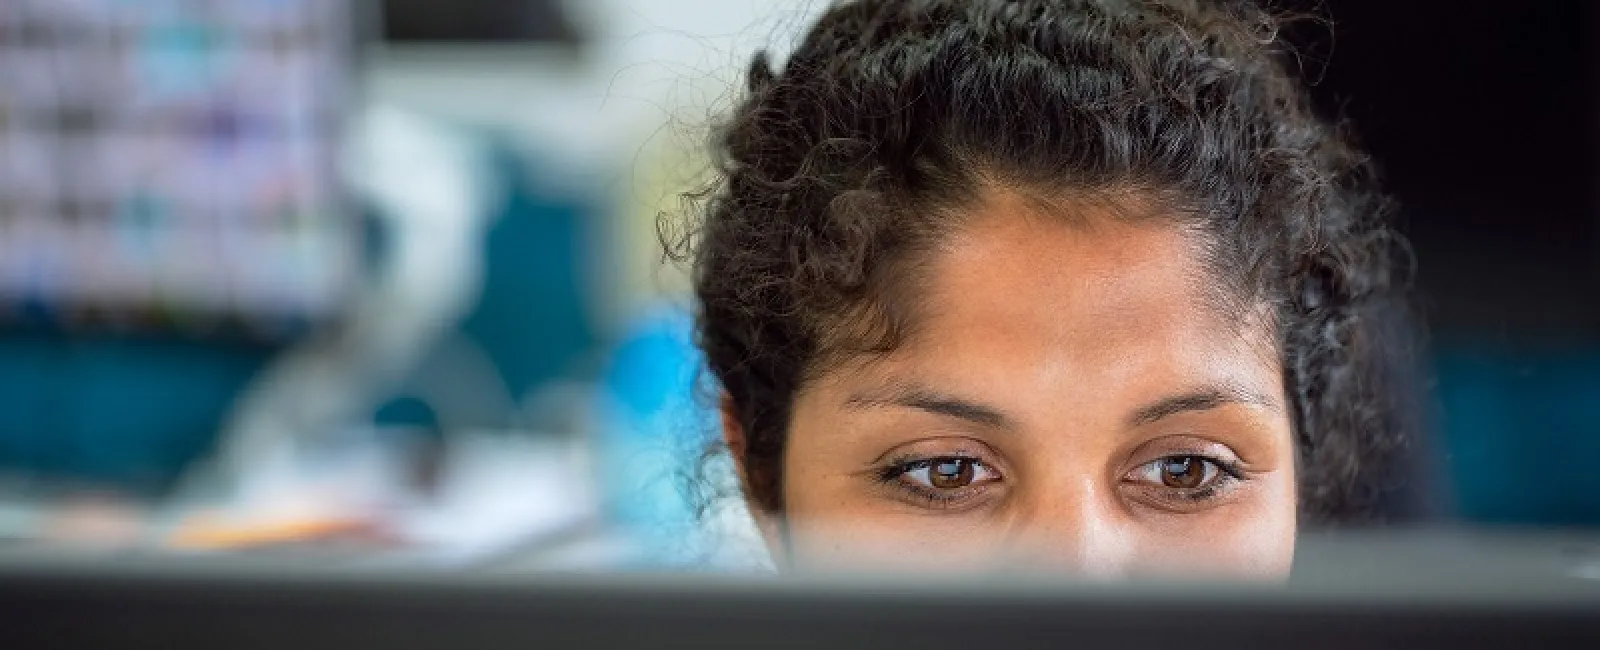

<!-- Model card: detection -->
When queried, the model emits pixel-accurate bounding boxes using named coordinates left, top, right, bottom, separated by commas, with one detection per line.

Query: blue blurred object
left=1434, top=346, right=1600, bottom=526
left=595, top=305, right=716, bottom=558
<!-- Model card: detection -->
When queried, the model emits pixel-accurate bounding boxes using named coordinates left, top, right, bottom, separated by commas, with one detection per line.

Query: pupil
left=1161, top=457, right=1203, bottom=489
left=929, top=459, right=974, bottom=489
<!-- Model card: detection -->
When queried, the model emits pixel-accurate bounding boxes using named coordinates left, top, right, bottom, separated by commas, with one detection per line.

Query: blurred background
left=0, top=0, right=1593, bottom=569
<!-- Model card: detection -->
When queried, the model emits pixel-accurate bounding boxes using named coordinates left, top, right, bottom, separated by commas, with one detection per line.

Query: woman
left=672, top=0, right=1416, bottom=578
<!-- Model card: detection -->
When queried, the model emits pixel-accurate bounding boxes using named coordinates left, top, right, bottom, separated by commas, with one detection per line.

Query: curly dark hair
left=670, top=0, right=1417, bottom=524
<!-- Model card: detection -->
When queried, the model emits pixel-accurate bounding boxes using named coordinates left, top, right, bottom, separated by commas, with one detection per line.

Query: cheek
left=778, top=441, right=1009, bottom=569
left=784, top=512, right=1016, bottom=572
left=1127, top=471, right=1299, bottom=578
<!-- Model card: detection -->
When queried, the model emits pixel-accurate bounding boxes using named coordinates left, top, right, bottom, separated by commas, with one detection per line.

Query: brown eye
left=1127, top=455, right=1225, bottom=492
left=929, top=458, right=975, bottom=489
left=896, top=457, right=998, bottom=491
left=1160, top=456, right=1205, bottom=489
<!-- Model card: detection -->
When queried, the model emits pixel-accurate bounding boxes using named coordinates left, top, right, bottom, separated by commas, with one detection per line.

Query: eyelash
left=1127, top=454, right=1248, bottom=503
left=874, top=454, right=997, bottom=509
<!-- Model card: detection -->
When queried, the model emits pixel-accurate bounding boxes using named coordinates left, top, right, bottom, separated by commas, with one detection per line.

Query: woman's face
left=762, top=195, right=1298, bottom=578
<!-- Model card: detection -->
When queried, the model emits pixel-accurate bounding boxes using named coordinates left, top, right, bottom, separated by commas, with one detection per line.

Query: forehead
left=815, top=192, right=1280, bottom=416
left=932, top=193, right=1230, bottom=344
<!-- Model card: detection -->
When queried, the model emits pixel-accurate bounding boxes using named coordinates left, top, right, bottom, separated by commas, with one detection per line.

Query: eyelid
left=1119, top=435, right=1250, bottom=476
left=864, top=435, right=1007, bottom=472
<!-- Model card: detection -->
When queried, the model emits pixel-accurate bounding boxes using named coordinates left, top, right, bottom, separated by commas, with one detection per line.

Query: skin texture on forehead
left=766, top=193, right=1299, bottom=578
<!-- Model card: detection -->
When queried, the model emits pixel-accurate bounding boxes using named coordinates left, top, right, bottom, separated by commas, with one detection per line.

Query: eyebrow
left=844, top=385, right=1011, bottom=428
left=844, top=381, right=1279, bottom=430
left=1126, top=384, right=1281, bottom=428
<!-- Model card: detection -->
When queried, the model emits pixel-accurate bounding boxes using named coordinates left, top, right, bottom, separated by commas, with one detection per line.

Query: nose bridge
left=1008, top=473, right=1133, bottom=577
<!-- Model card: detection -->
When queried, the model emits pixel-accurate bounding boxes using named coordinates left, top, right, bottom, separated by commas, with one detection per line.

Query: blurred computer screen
left=0, top=0, right=355, bottom=337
